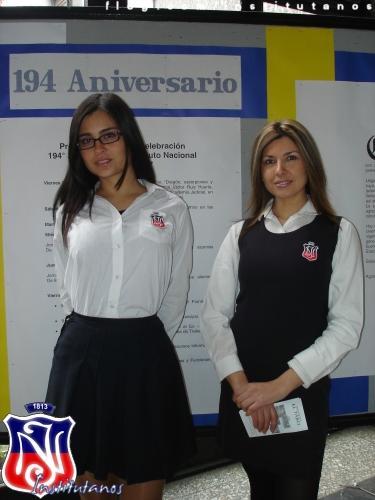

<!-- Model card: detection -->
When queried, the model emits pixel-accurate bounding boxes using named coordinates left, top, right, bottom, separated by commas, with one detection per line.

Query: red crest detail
left=302, top=241, right=319, bottom=262
left=2, top=414, right=76, bottom=498
left=150, top=212, right=166, bottom=229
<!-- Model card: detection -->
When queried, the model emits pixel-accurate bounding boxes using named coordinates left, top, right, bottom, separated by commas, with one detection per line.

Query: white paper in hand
left=239, top=397, right=308, bottom=438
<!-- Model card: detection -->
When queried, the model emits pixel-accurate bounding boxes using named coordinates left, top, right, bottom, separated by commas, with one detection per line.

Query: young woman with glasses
left=46, top=93, right=195, bottom=500
left=201, top=119, right=364, bottom=500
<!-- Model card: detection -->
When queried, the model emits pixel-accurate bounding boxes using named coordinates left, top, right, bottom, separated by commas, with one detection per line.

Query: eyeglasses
left=77, top=129, right=122, bottom=150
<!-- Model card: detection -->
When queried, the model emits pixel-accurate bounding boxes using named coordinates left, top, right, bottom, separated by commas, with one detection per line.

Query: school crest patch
left=302, top=241, right=319, bottom=262
left=150, top=211, right=166, bottom=228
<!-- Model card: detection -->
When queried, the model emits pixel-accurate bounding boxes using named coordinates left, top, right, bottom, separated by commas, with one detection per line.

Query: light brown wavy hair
left=240, top=119, right=337, bottom=239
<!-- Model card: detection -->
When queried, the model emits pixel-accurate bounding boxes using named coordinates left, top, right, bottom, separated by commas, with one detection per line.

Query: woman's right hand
left=226, top=371, right=278, bottom=433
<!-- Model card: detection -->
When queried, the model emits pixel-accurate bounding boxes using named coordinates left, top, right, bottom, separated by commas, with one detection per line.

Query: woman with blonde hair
left=201, top=119, right=363, bottom=500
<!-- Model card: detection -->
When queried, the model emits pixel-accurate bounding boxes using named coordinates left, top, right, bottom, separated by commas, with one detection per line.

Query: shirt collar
left=94, top=178, right=160, bottom=195
left=260, top=196, right=318, bottom=221
left=138, top=179, right=163, bottom=194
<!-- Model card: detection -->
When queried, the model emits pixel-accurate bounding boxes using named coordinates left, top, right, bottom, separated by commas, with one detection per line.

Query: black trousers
left=242, top=462, right=321, bottom=500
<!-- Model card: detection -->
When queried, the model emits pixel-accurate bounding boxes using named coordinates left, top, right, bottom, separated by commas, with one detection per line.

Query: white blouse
left=200, top=199, right=364, bottom=388
left=54, top=180, right=193, bottom=338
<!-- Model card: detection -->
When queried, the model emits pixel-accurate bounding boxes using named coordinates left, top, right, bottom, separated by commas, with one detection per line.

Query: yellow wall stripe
left=0, top=178, right=10, bottom=419
left=266, top=26, right=335, bottom=120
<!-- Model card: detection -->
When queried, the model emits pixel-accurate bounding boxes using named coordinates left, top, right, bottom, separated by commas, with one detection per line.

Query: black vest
left=230, top=215, right=340, bottom=381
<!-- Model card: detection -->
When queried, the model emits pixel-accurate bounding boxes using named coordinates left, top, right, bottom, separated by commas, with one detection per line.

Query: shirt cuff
left=216, top=354, right=244, bottom=382
left=288, top=348, right=327, bottom=389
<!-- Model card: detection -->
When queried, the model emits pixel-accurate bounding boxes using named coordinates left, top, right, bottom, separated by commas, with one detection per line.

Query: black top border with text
left=0, top=5, right=374, bottom=31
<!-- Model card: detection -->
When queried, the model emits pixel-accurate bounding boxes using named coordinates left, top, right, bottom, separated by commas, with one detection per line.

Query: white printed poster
left=0, top=117, right=241, bottom=416
left=0, top=44, right=265, bottom=420
left=297, top=80, right=375, bottom=377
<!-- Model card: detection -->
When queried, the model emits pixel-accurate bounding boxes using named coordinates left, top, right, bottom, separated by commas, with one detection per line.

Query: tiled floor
left=163, top=426, right=375, bottom=499
left=0, top=426, right=374, bottom=498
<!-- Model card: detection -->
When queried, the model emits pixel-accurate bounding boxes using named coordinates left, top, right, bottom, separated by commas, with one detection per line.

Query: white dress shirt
left=54, top=180, right=193, bottom=338
left=200, top=199, right=364, bottom=388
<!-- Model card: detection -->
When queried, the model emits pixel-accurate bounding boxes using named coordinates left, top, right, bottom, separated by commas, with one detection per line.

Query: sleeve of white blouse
left=288, top=218, right=364, bottom=388
left=157, top=203, right=193, bottom=339
left=53, top=207, right=73, bottom=315
left=200, top=223, right=244, bottom=382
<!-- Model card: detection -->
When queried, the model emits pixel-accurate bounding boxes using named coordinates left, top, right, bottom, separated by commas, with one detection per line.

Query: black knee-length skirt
left=46, top=312, right=196, bottom=484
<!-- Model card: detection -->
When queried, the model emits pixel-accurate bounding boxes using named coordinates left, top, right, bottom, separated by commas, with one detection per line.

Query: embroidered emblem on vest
left=302, top=241, right=319, bottom=262
left=150, top=212, right=166, bottom=229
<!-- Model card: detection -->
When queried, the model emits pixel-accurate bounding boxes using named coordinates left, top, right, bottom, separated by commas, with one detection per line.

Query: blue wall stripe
left=193, top=414, right=219, bottom=426
left=335, top=51, right=375, bottom=82
left=329, top=376, right=369, bottom=416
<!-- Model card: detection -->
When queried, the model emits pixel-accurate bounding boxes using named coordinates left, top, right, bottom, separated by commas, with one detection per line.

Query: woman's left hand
left=233, top=368, right=303, bottom=414
left=251, top=404, right=279, bottom=433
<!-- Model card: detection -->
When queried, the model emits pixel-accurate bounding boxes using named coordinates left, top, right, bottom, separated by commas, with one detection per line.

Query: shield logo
left=2, top=413, right=76, bottom=498
left=302, top=241, right=319, bottom=262
left=150, top=212, right=166, bottom=229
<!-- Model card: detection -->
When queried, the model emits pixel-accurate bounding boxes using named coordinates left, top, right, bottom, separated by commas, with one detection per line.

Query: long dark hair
left=240, top=119, right=336, bottom=239
left=54, top=93, right=156, bottom=244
